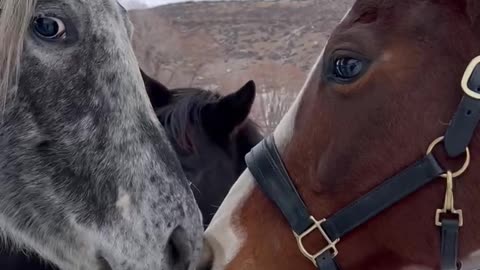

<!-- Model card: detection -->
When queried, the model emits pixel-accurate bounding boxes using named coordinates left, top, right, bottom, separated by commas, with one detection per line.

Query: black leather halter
left=245, top=56, right=480, bottom=270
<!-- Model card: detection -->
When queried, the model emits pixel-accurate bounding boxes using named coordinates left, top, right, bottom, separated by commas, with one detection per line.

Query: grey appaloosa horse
left=0, top=1, right=203, bottom=269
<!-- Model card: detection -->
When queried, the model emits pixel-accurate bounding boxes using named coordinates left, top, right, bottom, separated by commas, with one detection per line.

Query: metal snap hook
left=435, top=171, right=464, bottom=227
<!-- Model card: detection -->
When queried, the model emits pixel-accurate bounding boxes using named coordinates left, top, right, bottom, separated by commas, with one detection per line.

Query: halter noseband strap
left=246, top=56, right=480, bottom=270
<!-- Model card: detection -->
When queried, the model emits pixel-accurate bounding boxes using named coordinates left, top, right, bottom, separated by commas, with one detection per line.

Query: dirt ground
left=129, top=0, right=353, bottom=129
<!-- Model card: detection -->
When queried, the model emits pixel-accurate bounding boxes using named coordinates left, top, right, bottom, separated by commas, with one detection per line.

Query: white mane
left=0, top=0, right=37, bottom=116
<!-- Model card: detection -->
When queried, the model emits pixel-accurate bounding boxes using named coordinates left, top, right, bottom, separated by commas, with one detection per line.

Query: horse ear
left=140, top=68, right=171, bottom=109
left=203, top=80, right=256, bottom=135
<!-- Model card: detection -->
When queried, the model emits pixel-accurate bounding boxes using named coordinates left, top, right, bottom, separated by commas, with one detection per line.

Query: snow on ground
left=119, top=0, right=239, bottom=10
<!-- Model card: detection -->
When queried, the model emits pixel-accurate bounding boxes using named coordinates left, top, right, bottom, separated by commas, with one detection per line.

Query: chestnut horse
left=203, top=1, right=480, bottom=269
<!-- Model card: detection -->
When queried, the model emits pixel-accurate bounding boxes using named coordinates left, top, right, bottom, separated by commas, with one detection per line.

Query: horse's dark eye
left=333, top=57, right=364, bottom=81
left=33, top=16, right=66, bottom=40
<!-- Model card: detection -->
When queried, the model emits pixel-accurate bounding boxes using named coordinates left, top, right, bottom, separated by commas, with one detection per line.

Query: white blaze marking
left=204, top=171, right=255, bottom=270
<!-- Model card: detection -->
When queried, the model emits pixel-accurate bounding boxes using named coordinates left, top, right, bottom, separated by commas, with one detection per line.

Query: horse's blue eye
left=33, top=16, right=66, bottom=40
left=333, top=57, right=364, bottom=80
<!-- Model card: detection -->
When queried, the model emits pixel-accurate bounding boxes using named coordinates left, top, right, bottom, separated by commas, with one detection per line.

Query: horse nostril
left=166, top=226, right=191, bottom=269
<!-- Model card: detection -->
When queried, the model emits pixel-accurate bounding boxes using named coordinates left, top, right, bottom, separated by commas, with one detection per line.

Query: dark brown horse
left=142, top=70, right=263, bottom=227
left=203, top=1, right=480, bottom=269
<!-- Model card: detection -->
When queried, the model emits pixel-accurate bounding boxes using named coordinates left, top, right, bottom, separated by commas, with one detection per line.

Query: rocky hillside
left=129, top=0, right=353, bottom=130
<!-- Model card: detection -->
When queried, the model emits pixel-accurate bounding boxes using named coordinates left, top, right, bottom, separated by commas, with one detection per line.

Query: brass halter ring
left=426, top=136, right=470, bottom=178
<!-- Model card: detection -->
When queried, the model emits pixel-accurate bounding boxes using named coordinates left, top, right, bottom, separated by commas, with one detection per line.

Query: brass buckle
left=461, top=56, right=480, bottom=100
left=435, top=171, right=464, bottom=227
left=293, top=216, right=340, bottom=266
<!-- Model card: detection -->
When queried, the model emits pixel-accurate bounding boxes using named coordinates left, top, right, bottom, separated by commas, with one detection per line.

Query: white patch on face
left=204, top=170, right=255, bottom=270
left=460, top=249, right=480, bottom=270
left=116, top=188, right=131, bottom=220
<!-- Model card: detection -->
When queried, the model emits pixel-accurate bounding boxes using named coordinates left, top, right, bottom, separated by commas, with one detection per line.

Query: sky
left=118, top=0, right=234, bottom=10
